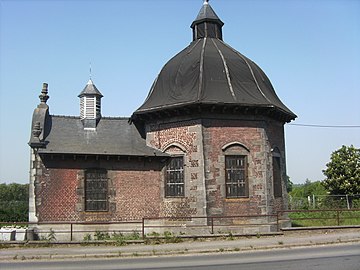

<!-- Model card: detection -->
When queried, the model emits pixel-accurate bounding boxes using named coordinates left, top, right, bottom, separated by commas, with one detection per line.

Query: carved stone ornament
left=32, top=121, right=42, bottom=139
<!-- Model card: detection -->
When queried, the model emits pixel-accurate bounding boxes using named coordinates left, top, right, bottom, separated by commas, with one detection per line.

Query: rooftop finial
left=39, top=83, right=49, bottom=104
left=89, top=62, right=92, bottom=80
left=204, top=0, right=209, bottom=4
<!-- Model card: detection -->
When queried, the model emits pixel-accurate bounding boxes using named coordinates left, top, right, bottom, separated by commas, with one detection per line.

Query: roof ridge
left=51, top=115, right=130, bottom=120
left=211, top=39, right=236, bottom=101
left=218, top=39, right=273, bottom=104
left=102, top=116, right=130, bottom=120
left=51, top=115, right=80, bottom=119
left=197, top=38, right=207, bottom=101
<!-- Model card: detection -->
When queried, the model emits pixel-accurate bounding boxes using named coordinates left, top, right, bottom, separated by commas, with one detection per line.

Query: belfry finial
left=89, top=61, right=92, bottom=80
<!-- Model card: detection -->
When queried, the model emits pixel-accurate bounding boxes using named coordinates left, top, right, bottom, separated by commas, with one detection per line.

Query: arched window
left=272, top=147, right=282, bottom=198
left=225, top=155, right=248, bottom=198
left=164, top=144, right=185, bottom=198
left=165, top=157, right=184, bottom=197
left=222, top=142, right=250, bottom=198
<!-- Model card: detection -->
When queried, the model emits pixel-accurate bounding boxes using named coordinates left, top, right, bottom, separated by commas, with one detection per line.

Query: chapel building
left=29, top=1, right=296, bottom=238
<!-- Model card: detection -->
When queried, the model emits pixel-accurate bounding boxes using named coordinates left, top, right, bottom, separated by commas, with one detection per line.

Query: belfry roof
left=78, top=79, right=103, bottom=97
left=191, top=0, right=223, bottom=28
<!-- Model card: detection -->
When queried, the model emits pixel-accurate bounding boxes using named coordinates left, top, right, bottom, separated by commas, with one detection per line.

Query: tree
left=0, top=183, right=29, bottom=222
left=322, top=145, right=360, bottom=195
left=290, top=179, right=327, bottom=198
left=286, top=176, right=293, bottom=193
left=289, top=179, right=327, bottom=209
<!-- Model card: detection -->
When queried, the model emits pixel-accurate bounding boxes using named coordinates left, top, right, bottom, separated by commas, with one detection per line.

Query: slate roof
left=36, top=115, right=167, bottom=157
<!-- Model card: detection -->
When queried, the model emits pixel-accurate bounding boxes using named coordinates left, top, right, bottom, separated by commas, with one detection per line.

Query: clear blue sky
left=0, top=0, right=359, bottom=184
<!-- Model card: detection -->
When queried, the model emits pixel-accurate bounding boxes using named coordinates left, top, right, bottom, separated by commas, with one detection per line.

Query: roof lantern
left=191, top=0, right=224, bottom=40
left=78, top=79, right=103, bottom=129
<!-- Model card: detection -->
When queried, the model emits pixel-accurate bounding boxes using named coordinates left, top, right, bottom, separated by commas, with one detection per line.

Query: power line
left=288, top=123, right=360, bottom=128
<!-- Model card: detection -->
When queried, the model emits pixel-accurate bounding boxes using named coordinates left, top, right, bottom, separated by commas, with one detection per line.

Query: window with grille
left=165, top=157, right=184, bottom=197
left=225, top=155, right=248, bottom=198
left=85, top=169, right=108, bottom=211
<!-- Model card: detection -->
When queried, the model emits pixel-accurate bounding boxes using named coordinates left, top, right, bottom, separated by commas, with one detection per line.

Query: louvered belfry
left=78, top=79, right=103, bottom=129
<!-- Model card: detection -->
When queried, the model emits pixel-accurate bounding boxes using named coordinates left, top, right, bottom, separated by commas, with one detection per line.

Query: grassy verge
left=289, top=210, right=360, bottom=227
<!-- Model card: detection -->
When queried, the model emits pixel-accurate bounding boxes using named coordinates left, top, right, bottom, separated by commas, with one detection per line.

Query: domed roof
left=132, top=1, right=296, bottom=122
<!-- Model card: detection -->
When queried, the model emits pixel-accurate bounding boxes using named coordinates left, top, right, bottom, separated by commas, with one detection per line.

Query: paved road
left=1, top=243, right=359, bottom=270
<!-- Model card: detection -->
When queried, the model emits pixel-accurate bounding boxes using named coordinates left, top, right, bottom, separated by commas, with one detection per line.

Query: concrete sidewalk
left=1, top=228, right=359, bottom=261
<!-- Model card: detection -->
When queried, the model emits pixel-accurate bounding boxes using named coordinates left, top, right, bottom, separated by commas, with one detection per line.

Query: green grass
left=85, top=230, right=141, bottom=246
left=289, top=210, right=360, bottom=227
left=145, top=231, right=183, bottom=244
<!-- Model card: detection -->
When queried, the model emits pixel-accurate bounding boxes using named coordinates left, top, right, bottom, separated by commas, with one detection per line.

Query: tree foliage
left=0, top=183, right=29, bottom=222
left=322, top=145, right=360, bottom=195
left=286, top=176, right=293, bottom=193
left=290, top=179, right=327, bottom=198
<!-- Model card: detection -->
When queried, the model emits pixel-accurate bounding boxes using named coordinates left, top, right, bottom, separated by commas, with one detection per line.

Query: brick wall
left=146, top=119, right=207, bottom=221
left=35, top=155, right=164, bottom=222
left=113, top=169, right=161, bottom=220
left=264, top=119, right=289, bottom=213
left=202, top=117, right=287, bottom=217
left=35, top=165, right=79, bottom=222
left=144, top=115, right=288, bottom=221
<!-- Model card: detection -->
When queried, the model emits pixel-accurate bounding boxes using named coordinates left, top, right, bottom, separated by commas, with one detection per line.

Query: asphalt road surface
left=1, top=243, right=359, bottom=270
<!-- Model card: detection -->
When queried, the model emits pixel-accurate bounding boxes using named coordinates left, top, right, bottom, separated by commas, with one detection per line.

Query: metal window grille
left=85, top=170, right=108, bottom=211
left=165, top=157, right=184, bottom=197
left=225, top=155, right=248, bottom=198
